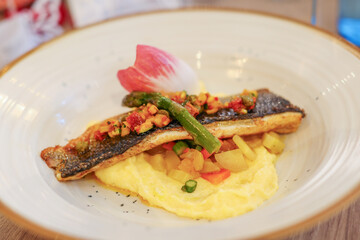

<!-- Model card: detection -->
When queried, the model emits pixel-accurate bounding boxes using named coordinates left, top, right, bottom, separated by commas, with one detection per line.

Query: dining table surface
left=1, top=0, right=360, bottom=239
left=1, top=199, right=360, bottom=240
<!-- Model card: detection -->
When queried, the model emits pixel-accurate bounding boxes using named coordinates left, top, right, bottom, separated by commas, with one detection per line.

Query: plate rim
left=1, top=7, right=360, bottom=240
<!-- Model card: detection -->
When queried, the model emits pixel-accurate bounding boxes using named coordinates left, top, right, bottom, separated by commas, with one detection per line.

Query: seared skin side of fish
left=41, top=89, right=305, bottom=181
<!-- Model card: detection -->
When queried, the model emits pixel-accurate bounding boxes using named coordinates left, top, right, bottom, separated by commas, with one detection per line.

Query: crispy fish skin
left=41, top=89, right=305, bottom=181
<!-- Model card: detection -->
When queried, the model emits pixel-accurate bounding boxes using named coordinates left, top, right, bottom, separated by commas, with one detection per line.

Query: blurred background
left=0, top=0, right=358, bottom=69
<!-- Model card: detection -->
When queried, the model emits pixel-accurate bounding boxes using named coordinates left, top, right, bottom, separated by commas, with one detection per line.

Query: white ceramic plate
left=1, top=9, right=360, bottom=240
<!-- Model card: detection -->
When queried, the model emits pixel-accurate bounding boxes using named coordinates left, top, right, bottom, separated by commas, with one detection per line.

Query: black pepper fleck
left=88, top=195, right=92, bottom=198
left=120, top=204, right=124, bottom=207
left=126, top=194, right=130, bottom=197
left=133, top=200, right=137, bottom=204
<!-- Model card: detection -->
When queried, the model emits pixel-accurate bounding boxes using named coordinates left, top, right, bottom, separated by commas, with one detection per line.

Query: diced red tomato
left=126, top=112, right=145, bottom=130
left=185, top=102, right=200, bottom=117
left=201, top=148, right=212, bottom=160
left=94, top=130, right=106, bottom=141
left=201, top=169, right=231, bottom=185
left=162, top=141, right=176, bottom=150
left=171, top=95, right=185, bottom=104
left=227, top=97, right=245, bottom=113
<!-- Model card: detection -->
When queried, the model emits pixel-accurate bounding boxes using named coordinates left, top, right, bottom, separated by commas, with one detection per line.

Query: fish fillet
left=41, top=89, right=305, bottom=181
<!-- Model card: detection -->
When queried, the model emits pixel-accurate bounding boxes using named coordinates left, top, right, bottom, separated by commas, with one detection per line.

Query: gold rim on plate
left=1, top=7, right=360, bottom=240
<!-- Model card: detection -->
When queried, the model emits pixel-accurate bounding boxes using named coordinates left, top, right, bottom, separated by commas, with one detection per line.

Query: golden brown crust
left=46, top=111, right=303, bottom=181
left=41, top=89, right=306, bottom=181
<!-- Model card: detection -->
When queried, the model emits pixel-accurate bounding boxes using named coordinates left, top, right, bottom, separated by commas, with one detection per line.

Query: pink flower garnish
left=117, top=45, right=198, bottom=93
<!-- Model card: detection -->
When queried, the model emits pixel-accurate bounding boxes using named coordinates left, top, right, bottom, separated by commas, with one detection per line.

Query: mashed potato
left=95, top=146, right=278, bottom=220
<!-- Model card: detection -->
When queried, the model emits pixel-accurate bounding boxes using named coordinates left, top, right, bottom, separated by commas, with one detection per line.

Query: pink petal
left=117, top=66, right=156, bottom=92
left=117, top=44, right=198, bottom=93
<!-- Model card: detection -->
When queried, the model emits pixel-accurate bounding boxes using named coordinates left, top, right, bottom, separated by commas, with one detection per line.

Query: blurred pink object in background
left=0, top=0, right=63, bottom=68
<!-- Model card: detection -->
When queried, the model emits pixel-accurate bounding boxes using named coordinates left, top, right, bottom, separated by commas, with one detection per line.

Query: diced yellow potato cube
left=153, top=114, right=171, bottom=128
left=178, top=158, right=200, bottom=178
left=263, top=132, right=285, bottom=154
left=165, top=150, right=181, bottom=172
left=197, top=92, right=208, bottom=105
left=147, top=104, right=158, bottom=115
left=168, top=169, right=192, bottom=183
left=179, top=149, right=194, bottom=159
left=190, top=171, right=200, bottom=179
left=200, top=160, right=220, bottom=173
left=147, top=154, right=166, bottom=172
left=233, top=135, right=257, bottom=161
left=192, top=150, right=204, bottom=171
left=177, top=158, right=194, bottom=173
left=214, top=161, right=223, bottom=169
left=268, top=131, right=280, bottom=139
left=180, top=149, right=204, bottom=171
left=214, top=149, right=248, bottom=172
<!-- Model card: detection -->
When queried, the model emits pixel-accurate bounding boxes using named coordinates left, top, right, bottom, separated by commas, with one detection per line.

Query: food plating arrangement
left=40, top=45, right=305, bottom=220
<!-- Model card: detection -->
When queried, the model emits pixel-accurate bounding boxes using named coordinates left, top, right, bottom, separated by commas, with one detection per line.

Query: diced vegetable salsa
left=70, top=90, right=258, bottom=155
left=145, top=131, right=285, bottom=192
